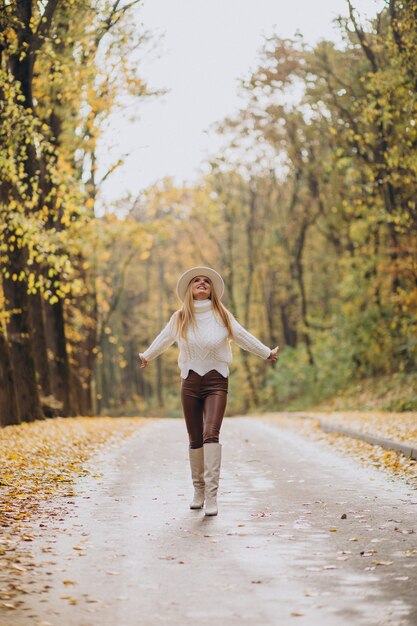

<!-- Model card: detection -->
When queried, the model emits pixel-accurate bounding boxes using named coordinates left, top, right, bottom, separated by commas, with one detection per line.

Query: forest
left=1, top=0, right=417, bottom=426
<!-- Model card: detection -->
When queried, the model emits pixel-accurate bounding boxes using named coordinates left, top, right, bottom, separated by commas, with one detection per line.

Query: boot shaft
left=204, top=443, right=222, bottom=515
left=189, top=446, right=205, bottom=509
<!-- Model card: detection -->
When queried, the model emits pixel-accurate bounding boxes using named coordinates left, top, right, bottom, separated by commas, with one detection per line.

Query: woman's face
left=191, top=275, right=212, bottom=300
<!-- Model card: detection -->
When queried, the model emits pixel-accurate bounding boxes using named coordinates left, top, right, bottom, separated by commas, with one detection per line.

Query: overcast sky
left=97, top=0, right=383, bottom=209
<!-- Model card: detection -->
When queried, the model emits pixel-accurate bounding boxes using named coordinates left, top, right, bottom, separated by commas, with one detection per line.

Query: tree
left=0, top=0, right=155, bottom=423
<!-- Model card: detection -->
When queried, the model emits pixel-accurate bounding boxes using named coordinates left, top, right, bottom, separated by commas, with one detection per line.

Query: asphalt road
left=4, top=417, right=417, bottom=626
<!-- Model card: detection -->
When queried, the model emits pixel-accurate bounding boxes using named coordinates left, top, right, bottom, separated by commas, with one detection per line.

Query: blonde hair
left=175, top=277, right=233, bottom=340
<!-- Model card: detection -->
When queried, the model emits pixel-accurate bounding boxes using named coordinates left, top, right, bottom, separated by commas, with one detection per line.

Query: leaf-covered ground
left=0, top=417, right=145, bottom=612
left=261, top=412, right=417, bottom=487
left=314, top=410, right=417, bottom=446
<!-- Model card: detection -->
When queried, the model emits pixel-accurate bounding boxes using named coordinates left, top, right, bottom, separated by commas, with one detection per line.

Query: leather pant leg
left=181, top=369, right=228, bottom=448
left=182, top=396, right=204, bottom=449
left=203, top=391, right=228, bottom=444
left=181, top=372, right=204, bottom=449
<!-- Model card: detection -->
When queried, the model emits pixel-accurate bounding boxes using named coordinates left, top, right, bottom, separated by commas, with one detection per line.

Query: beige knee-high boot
left=189, top=447, right=205, bottom=509
left=203, top=442, right=222, bottom=516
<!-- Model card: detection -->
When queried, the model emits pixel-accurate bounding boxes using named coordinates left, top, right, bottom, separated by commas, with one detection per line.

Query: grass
left=312, top=373, right=417, bottom=412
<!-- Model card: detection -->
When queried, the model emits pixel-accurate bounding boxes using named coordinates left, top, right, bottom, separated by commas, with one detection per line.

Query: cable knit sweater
left=140, top=299, right=271, bottom=378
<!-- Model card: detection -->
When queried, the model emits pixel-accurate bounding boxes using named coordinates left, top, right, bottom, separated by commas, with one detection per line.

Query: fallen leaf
left=158, top=556, right=176, bottom=560
left=11, top=564, right=26, bottom=573
left=360, top=550, right=377, bottom=557
left=403, top=549, right=417, bottom=557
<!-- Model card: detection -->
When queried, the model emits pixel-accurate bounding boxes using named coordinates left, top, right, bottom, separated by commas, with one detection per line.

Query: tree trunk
left=156, top=259, right=165, bottom=408
left=279, top=303, right=298, bottom=347
left=0, top=0, right=57, bottom=423
left=10, top=0, right=34, bottom=108
left=0, top=330, right=20, bottom=427
left=2, top=253, right=44, bottom=422
left=293, top=221, right=315, bottom=366
left=28, top=291, right=52, bottom=399
left=70, top=367, right=84, bottom=416
left=223, top=204, right=238, bottom=316
left=43, top=299, right=72, bottom=416
left=241, top=185, right=260, bottom=408
left=81, top=289, right=97, bottom=416
left=264, top=270, right=281, bottom=349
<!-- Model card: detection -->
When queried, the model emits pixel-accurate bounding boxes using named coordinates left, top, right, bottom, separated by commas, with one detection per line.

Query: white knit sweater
left=140, top=299, right=271, bottom=378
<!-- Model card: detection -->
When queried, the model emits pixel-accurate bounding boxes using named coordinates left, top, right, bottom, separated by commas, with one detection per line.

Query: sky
left=96, top=0, right=384, bottom=210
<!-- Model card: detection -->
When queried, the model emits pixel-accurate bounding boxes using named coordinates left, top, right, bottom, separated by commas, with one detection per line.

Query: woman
left=139, top=266, right=278, bottom=516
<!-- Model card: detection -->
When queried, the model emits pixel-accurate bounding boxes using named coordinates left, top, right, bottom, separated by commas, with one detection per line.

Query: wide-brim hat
left=176, top=266, right=224, bottom=302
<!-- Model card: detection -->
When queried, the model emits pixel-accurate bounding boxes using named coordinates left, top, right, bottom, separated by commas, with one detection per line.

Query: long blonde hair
left=175, top=277, right=234, bottom=340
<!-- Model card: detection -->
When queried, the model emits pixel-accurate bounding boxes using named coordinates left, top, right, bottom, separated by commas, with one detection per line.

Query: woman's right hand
left=267, top=346, right=279, bottom=362
left=139, top=353, right=148, bottom=369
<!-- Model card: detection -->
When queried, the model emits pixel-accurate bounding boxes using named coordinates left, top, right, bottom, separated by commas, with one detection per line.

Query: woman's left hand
left=139, top=353, right=148, bottom=368
left=267, top=346, right=279, bottom=362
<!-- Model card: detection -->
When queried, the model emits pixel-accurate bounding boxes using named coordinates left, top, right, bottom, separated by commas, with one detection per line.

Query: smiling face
left=190, top=275, right=212, bottom=300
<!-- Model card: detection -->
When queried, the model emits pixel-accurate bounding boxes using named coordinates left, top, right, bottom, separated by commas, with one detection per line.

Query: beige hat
left=176, top=266, right=224, bottom=302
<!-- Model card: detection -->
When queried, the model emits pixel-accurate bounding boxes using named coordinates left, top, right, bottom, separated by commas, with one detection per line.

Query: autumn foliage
left=1, top=2, right=417, bottom=424
left=0, top=0, right=153, bottom=424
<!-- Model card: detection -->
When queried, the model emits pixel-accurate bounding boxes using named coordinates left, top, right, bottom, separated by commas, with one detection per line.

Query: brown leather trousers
left=181, top=369, right=228, bottom=449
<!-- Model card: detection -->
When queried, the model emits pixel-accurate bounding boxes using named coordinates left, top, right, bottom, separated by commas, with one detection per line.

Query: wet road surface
left=3, top=417, right=417, bottom=626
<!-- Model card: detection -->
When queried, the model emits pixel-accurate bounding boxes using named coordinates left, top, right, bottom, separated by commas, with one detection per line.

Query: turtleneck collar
left=193, top=299, right=213, bottom=313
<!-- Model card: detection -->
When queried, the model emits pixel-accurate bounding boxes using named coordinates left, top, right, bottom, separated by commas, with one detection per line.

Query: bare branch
left=33, top=0, right=59, bottom=51
left=347, top=0, right=378, bottom=72
left=94, top=0, right=142, bottom=47
left=98, top=157, right=128, bottom=187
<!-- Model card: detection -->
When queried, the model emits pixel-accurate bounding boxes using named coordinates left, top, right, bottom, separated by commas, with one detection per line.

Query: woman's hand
left=267, top=346, right=279, bottom=362
left=139, top=353, right=148, bottom=369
